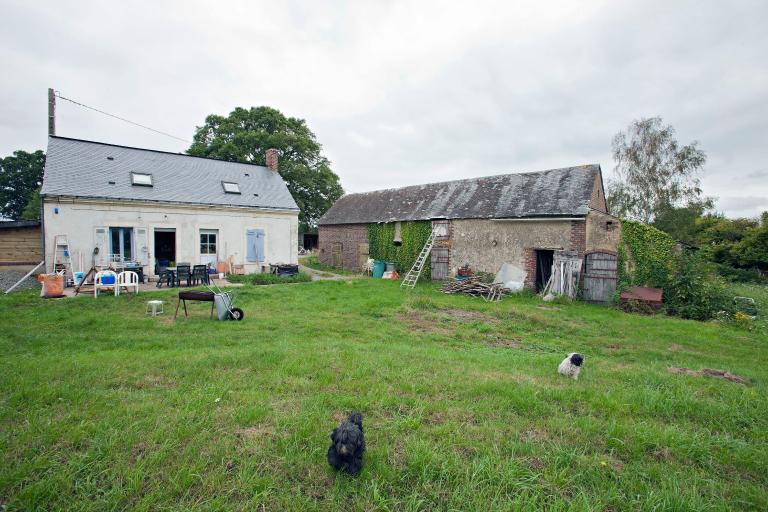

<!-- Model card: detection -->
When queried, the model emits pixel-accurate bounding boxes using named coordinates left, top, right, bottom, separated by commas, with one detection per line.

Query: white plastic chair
left=94, top=270, right=117, bottom=298
left=116, top=271, right=140, bottom=296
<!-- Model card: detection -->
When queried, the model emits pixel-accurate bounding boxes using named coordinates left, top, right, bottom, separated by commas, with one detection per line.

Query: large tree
left=607, top=117, right=709, bottom=223
left=188, top=106, right=343, bottom=231
left=0, top=150, right=45, bottom=220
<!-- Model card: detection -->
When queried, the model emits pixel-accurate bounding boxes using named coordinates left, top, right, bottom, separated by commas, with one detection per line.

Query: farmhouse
left=318, top=164, right=620, bottom=299
left=40, top=136, right=299, bottom=278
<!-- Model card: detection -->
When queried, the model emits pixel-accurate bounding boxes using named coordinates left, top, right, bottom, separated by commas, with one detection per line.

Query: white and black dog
left=558, top=352, right=584, bottom=380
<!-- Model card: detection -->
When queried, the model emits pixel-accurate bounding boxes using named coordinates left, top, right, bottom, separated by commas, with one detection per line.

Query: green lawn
left=300, top=254, right=360, bottom=276
left=1, top=279, right=767, bottom=511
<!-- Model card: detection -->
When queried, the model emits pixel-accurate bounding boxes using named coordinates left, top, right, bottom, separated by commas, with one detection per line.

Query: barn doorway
left=534, top=249, right=554, bottom=292
left=331, top=242, right=343, bottom=268
left=154, top=229, right=176, bottom=268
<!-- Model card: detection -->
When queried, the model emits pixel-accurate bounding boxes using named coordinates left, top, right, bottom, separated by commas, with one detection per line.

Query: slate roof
left=40, top=136, right=299, bottom=211
left=319, top=164, right=601, bottom=225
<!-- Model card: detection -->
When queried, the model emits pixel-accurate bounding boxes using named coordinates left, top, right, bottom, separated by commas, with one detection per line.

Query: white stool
left=146, top=300, right=164, bottom=316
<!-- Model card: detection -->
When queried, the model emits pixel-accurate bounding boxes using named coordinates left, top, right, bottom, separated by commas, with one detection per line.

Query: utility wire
left=54, top=91, right=192, bottom=144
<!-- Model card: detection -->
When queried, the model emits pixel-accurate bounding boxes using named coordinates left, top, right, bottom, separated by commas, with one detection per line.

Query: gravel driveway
left=0, top=269, right=39, bottom=293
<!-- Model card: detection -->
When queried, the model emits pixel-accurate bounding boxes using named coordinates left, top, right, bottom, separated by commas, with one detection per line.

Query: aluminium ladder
left=400, top=228, right=438, bottom=289
left=52, top=234, right=75, bottom=286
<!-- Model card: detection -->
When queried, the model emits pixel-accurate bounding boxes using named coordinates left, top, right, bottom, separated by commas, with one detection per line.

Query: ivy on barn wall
left=368, top=221, right=432, bottom=276
left=617, top=219, right=677, bottom=291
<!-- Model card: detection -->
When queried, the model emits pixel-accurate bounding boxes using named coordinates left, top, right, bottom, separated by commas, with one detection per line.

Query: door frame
left=199, top=228, right=219, bottom=266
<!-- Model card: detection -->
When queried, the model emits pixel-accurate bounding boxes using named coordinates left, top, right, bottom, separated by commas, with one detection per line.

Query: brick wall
left=523, top=248, right=537, bottom=288
left=588, top=174, right=608, bottom=213
left=317, top=223, right=369, bottom=271
left=569, top=220, right=587, bottom=257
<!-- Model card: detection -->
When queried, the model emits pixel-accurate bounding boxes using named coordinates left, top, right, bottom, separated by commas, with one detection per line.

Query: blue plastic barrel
left=372, top=260, right=386, bottom=278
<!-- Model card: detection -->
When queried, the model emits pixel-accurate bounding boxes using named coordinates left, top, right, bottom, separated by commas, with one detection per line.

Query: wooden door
left=583, top=252, right=618, bottom=303
left=357, top=243, right=369, bottom=271
left=431, top=247, right=449, bottom=280
left=331, top=242, right=343, bottom=268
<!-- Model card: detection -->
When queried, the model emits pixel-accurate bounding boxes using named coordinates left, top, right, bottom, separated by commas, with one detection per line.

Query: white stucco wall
left=42, top=198, right=298, bottom=275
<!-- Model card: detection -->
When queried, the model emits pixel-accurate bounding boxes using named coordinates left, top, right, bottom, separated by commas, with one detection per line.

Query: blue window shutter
left=246, top=230, right=257, bottom=262
left=255, top=229, right=265, bottom=261
left=246, top=229, right=265, bottom=262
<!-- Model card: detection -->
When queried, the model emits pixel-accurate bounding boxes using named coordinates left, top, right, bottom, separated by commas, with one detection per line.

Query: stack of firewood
left=441, top=277, right=508, bottom=302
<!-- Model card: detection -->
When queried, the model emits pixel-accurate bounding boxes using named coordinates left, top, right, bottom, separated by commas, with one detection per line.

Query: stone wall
left=318, top=215, right=613, bottom=288
left=586, top=210, right=621, bottom=254
left=451, top=218, right=576, bottom=287
left=317, top=223, right=369, bottom=271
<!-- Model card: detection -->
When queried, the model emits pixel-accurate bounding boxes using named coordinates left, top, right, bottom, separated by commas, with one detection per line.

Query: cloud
left=0, top=0, right=766, bottom=217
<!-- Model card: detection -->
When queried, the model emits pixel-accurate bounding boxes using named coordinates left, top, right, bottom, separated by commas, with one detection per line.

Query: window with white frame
left=200, top=231, right=217, bottom=254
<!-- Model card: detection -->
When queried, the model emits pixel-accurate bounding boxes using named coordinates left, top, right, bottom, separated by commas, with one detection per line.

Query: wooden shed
left=0, top=220, right=42, bottom=266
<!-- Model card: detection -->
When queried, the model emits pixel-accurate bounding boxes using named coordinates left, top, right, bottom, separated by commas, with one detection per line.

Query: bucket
left=372, top=260, right=386, bottom=278
left=216, top=261, right=228, bottom=274
left=74, top=271, right=85, bottom=286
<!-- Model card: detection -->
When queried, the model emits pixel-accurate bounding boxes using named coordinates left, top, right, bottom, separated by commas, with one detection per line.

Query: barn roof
left=319, top=164, right=601, bottom=225
left=40, top=136, right=299, bottom=211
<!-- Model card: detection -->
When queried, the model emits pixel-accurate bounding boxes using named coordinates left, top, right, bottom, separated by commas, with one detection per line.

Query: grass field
left=1, top=279, right=767, bottom=511
left=300, top=254, right=360, bottom=276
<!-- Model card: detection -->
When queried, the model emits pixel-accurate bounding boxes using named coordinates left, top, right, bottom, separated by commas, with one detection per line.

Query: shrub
left=715, top=263, right=767, bottom=284
left=228, top=272, right=312, bottom=286
left=618, top=220, right=738, bottom=321
left=665, top=253, right=731, bottom=320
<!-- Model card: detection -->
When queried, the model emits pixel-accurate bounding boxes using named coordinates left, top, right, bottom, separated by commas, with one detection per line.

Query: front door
left=153, top=229, right=176, bottom=269
left=200, top=229, right=218, bottom=267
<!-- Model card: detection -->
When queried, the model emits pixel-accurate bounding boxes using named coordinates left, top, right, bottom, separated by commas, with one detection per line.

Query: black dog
left=327, top=412, right=365, bottom=475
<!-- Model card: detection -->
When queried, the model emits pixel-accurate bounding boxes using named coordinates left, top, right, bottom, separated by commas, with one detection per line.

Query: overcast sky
left=1, top=0, right=766, bottom=217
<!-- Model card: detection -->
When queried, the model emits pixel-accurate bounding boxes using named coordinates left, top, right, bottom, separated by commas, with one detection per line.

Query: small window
left=222, top=181, right=240, bottom=194
left=131, top=172, right=153, bottom=186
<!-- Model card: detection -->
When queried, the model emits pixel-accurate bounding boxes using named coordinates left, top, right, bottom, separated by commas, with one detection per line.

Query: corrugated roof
left=319, top=164, right=601, bottom=225
left=40, top=136, right=299, bottom=211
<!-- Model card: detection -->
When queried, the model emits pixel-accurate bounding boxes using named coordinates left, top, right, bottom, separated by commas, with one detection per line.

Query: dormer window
left=131, top=172, right=153, bottom=186
left=222, top=181, right=240, bottom=194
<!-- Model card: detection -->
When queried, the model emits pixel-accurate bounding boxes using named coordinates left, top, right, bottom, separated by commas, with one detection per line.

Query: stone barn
left=317, top=164, right=620, bottom=299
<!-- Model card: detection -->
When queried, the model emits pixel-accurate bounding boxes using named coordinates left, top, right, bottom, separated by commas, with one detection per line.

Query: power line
left=54, top=91, right=192, bottom=144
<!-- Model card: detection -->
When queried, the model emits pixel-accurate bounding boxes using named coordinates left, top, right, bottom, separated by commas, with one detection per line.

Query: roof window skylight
left=131, top=172, right=153, bottom=186
left=222, top=181, right=241, bottom=194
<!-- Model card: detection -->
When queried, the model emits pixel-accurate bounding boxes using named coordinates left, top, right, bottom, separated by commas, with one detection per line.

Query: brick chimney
left=265, top=148, right=279, bottom=171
